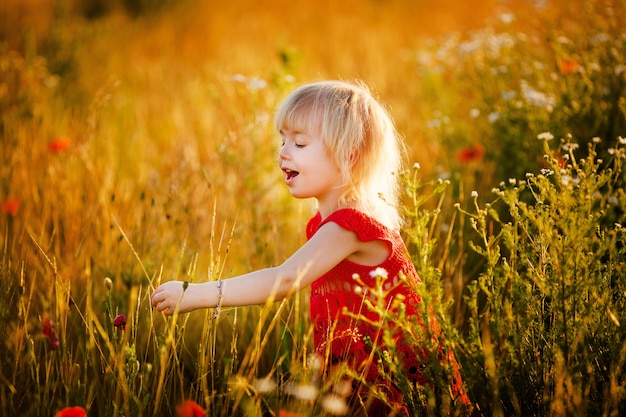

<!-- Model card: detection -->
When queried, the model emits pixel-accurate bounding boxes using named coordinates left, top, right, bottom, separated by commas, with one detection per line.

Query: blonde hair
left=275, top=80, right=405, bottom=230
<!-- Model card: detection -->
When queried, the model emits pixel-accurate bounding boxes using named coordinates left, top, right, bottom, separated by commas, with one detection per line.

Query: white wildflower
left=471, top=190, right=478, bottom=198
left=253, top=377, right=277, bottom=393
left=537, top=132, right=554, bottom=141
left=499, top=12, right=515, bottom=24
left=307, top=354, right=323, bottom=372
left=247, top=77, right=267, bottom=90
left=521, top=80, right=555, bottom=110
left=287, top=383, right=318, bottom=401
left=469, top=108, right=480, bottom=118
left=562, top=143, right=580, bottom=152
left=231, top=74, right=247, bottom=82
left=488, top=112, right=500, bottom=123
left=322, top=394, right=348, bottom=415
left=369, top=267, right=388, bottom=279
left=426, top=119, right=442, bottom=128
left=561, top=175, right=580, bottom=186
left=557, top=36, right=571, bottom=44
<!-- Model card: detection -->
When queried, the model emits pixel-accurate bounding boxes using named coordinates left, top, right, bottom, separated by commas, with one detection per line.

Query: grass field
left=1, top=0, right=626, bottom=415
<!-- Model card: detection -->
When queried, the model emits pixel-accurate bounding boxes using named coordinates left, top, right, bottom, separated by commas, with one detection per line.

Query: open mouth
left=284, top=169, right=299, bottom=180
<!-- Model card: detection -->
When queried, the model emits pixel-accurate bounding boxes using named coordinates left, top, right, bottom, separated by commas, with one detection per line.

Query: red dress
left=306, top=208, right=471, bottom=414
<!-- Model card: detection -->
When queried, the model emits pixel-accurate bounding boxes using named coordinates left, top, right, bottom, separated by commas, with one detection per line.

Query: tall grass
left=459, top=135, right=626, bottom=416
left=1, top=0, right=626, bottom=415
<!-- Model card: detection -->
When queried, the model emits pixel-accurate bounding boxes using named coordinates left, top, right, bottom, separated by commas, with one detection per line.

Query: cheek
left=324, top=155, right=342, bottom=177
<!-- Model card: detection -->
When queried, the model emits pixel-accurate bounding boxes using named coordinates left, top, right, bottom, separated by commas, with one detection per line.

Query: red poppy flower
left=175, top=400, right=206, bottom=417
left=558, top=58, right=581, bottom=75
left=42, top=316, right=60, bottom=350
left=278, top=410, right=302, bottom=417
left=54, top=406, right=87, bottom=417
left=113, top=314, right=127, bottom=331
left=48, top=137, right=71, bottom=152
left=457, top=143, right=485, bottom=163
left=1, top=197, right=21, bottom=216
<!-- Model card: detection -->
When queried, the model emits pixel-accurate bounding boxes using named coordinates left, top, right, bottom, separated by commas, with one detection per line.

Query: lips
left=283, top=168, right=299, bottom=181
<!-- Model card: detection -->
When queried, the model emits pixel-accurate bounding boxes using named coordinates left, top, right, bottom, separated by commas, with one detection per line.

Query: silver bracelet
left=213, top=280, right=224, bottom=319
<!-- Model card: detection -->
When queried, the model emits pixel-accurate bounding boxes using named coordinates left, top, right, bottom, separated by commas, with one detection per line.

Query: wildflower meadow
left=1, top=0, right=625, bottom=416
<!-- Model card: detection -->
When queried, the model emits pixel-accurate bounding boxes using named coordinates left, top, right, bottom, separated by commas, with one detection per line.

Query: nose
left=278, top=143, right=290, bottom=161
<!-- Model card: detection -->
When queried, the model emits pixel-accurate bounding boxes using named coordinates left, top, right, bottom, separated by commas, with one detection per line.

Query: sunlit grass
left=2, top=0, right=626, bottom=415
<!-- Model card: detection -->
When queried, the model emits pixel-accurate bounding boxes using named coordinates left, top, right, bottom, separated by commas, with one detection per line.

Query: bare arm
left=151, top=222, right=363, bottom=315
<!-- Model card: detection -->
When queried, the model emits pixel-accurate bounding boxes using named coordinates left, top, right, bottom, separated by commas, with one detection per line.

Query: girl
left=151, top=80, right=471, bottom=415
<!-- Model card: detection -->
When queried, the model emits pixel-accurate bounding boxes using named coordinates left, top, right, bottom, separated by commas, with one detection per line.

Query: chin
left=288, top=190, right=309, bottom=199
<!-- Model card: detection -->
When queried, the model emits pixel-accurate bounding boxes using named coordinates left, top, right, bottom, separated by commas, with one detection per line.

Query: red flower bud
left=1, top=197, right=21, bottom=216
left=42, top=316, right=60, bottom=350
left=48, top=137, right=71, bottom=152
left=54, top=406, right=87, bottom=417
left=113, top=314, right=127, bottom=331
left=176, top=400, right=206, bottom=417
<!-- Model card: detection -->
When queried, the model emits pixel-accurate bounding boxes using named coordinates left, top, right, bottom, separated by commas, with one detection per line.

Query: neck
left=317, top=201, right=337, bottom=220
left=317, top=198, right=356, bottom=220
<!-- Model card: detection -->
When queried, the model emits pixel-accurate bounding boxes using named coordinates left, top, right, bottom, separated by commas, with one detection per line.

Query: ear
left=350, top=148, right=360, bottom=166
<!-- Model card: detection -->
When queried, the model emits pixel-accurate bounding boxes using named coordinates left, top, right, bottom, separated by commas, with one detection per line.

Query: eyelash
left=280, top=141, right=305, bottom=148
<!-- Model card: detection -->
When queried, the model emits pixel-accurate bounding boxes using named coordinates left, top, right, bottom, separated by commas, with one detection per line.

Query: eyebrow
left=279, top=128, right=304, bottom=135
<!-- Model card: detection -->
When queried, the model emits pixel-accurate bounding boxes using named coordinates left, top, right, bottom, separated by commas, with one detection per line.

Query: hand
left=151, top=281, right=192, bottom=315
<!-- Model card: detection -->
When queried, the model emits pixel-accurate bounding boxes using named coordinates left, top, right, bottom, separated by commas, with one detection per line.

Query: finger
left=151, top=288, right=166, bottom=303
left=151, top=287, right=162, bottom=299
left=154, top=301, right=168, bottom=311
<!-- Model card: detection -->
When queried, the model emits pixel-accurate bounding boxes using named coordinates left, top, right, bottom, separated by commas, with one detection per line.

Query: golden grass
left=3, top=0, right=625, bottom=415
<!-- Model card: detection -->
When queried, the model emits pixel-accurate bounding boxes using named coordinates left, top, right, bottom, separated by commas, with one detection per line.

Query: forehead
left=275, top=87, right=326, bottom=134
left=276, top=104, right=322, bottom=134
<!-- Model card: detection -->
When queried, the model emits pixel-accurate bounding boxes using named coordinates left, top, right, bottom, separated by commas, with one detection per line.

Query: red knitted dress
left=306, top=208, right=471, bottom=414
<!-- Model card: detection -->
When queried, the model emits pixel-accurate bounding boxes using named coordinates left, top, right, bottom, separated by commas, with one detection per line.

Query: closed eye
left=280, top=140, right=305, bottom=148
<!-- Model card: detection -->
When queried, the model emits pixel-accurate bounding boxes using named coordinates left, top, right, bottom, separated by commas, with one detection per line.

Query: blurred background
left=2, top=1, right=625, bottom=415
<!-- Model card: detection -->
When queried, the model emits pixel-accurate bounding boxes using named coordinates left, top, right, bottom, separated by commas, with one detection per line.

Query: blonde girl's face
left=278, top=127, right=343, bottom=207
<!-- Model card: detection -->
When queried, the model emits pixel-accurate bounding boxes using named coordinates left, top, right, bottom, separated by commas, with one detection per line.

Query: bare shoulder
left=313, top=220, right=362, bottom=248
left=319, top=220, right=390, bottom=266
